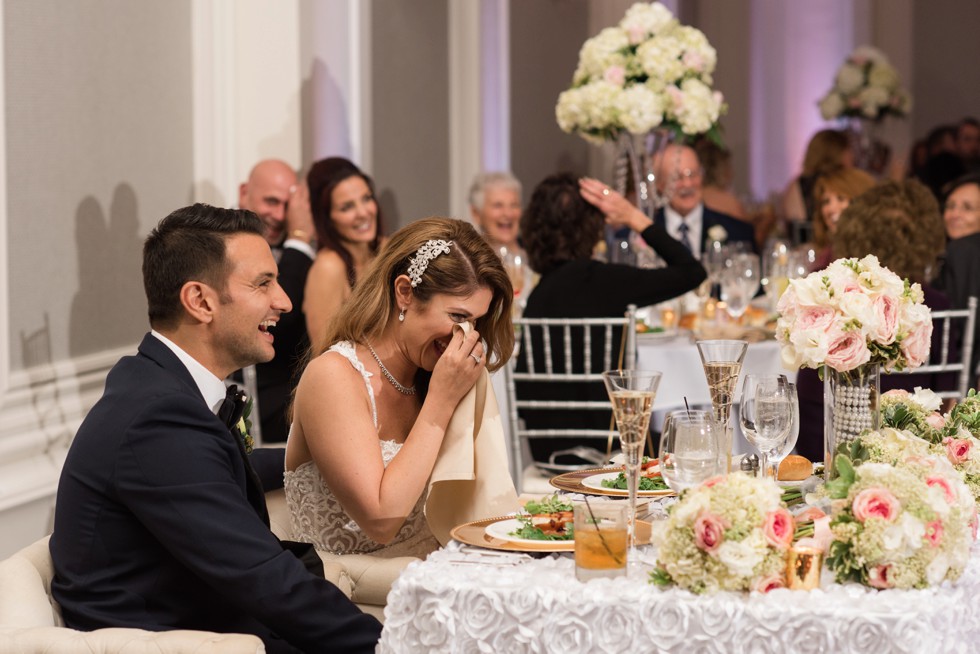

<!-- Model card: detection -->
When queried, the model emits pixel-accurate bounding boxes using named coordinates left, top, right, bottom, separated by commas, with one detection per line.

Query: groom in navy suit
left=49, top=204, right=381, bottom=653
left=651, top=143, right=755, bottom=257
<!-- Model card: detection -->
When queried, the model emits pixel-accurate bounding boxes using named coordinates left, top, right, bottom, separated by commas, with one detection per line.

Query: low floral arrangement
left=776, top=255, right=932, bottom=374
left=555, top=1, right=726, bottom=144
left=824, top=457, right=975, bottom=589
left=651, top=473, right=794, bottom=593
left=881, top=388, right=980, bottom=499
left=818, top=45, right=912, bottom=122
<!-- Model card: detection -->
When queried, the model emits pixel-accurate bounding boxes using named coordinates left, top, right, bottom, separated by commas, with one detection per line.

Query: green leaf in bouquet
left=837, top=454, right=855, bottom=484
left=650, top=567, right=672, bottom=587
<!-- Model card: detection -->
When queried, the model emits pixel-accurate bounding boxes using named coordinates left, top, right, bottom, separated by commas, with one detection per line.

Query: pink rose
left=943, top=437, right=972, bottom=466
left=752, top=574, right=786, bottom=593
left=904, top=454, right=937, bottom=470
left=925, top=519, right=944, bottom=547
left=925, top=412, right=946, bottom=430
left=763, top=508, right=795, bottom=549
left=870, top=295, right=900, bottom=344
left=702, top=476, right=725, bottom=488
left=927, top=476, right=957, bottom=504
left=824, top=328, right=871, bottom=372
left=902, top=321, right=933, bottom=368
left=682, top=50, right=705, bottom=72
left=851, top=487, right=900, bottom=523
left=795, top=305, right=835, bottom=332
left=882, top=389, right=910, bottom=399
left=627, top=26, right=646, bottom=44
left=693, top=511, right=727, bottom=553
left=603, top=65, right=626, bottom=87
left=867, top=563, right=893, bottom=589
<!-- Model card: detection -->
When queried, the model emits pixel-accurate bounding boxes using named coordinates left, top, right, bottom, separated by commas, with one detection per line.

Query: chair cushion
left=0, top=536, right=62, bottom=628
left=0, top=626, right=264, bottom=653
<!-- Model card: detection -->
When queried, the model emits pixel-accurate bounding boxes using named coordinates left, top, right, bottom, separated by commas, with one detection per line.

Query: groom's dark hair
left=143, top=203, right=264, bottom=329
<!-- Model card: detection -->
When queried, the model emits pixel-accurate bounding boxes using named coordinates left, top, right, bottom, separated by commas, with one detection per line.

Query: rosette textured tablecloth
left=378, top=542, right=980, bottom=653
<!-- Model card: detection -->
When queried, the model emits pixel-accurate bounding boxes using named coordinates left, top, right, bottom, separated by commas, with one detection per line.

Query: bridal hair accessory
left=366, top=342, right=416, bottom=395
left=407, top=239, right=453, bottom=288
left=399, top=308, right=405, bottom=322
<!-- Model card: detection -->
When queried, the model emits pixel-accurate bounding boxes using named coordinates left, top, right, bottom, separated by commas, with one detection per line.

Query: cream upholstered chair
left=0, top=536, right=267, bottom=653
left=265, top=487, right=418, bottom=622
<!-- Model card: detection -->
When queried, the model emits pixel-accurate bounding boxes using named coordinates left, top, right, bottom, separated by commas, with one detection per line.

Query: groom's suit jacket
left=50, top=333, right=380, bottom=653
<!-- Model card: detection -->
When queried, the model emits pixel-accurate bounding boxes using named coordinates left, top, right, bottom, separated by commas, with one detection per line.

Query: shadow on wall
left=68, top=184, right=147, bottom=360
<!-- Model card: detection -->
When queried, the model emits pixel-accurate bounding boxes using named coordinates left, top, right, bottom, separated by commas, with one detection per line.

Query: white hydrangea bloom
left=616, top=84, right=664, bottom=133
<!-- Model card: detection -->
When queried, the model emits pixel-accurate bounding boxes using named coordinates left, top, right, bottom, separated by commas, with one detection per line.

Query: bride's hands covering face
left=429, top=322, right=485, bottom=404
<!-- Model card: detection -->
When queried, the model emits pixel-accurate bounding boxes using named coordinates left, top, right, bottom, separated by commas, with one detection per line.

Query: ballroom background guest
left=239, top=159, right=321, bottom=443
left=795, top=180, right=951, bottom=461
left=939, top=173, right=980, bottom=384
left=693, top=137, right=747, bottom=221
left=468, top=171, right=523, bottom=254
left=515, top=173, right=706, bottom=466
left=285, top=217, right=514, bottom=558
left=956, top=117, right=980, bottom=173
left=809, top=167, right=876, bottom=271
left=651, top=143, right=755, bottom=258
left=780, top=129, right=853, bottom=227
left=49, top=204, right=381, bottom=653
left=304, top=157, right=385, bottom=351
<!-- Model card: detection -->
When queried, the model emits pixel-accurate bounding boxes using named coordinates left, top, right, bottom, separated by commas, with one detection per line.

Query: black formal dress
left=256, top=246, right=313, bottom=442
left=50, top=333, right=381, bottom=654
left=940, top=232, right=980, bottom=381
left=519, top=223, right=707, bottom=463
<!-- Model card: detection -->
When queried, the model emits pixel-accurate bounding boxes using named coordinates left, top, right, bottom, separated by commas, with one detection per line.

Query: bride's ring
left=470, top=353, right=481, bottom=363
left=602, top=187, right=610, bottom=196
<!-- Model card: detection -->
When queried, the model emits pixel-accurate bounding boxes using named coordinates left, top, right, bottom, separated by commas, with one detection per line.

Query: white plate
left=483, top=517, right=573, bottom=545
left=581, top=472, right=674, bottom=496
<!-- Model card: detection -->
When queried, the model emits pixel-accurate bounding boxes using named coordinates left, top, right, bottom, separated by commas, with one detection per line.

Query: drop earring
left=399, top=308, right=406, bottom=322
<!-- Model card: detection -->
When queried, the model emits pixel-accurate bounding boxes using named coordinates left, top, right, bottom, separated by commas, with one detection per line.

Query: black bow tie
left=217, top=384, right=247, bottom=431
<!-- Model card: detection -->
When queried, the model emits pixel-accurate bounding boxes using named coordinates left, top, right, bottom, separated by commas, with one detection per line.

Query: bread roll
left=777, top=454, right=812, bottom=481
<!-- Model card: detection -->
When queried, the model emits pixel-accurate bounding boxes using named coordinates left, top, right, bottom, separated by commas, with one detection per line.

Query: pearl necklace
left=366, top=342, right=416, bottom=396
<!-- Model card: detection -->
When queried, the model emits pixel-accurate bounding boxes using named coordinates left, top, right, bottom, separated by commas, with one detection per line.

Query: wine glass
left=659, top=410, right=724, bottom=492
left=739, top=374, right=793, bottom=482
left=696, top=339, right=748, bottom=471
left=720, top=254, right=760, bottom=320
left=602, top=370, right=662, bottom=562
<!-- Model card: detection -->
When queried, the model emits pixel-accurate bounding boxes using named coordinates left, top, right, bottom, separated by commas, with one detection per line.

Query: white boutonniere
left=707, top=225, right=728, bottom=243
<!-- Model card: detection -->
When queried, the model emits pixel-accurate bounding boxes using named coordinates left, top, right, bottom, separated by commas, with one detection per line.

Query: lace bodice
left=284, top=341, right=437, bottom=557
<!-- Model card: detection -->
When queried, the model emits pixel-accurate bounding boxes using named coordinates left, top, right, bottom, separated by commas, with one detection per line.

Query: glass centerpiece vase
left=696, top=340, right=748, bottom=471
left=823, top=362, right=880, bottom=480
left=602, top=370, right=662, bottom=570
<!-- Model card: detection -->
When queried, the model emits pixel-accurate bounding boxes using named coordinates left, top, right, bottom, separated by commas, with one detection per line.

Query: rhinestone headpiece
left=407, top=239, right=453, bottom=287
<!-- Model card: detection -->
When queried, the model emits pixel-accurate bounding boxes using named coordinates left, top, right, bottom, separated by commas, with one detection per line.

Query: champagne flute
left=740, top=374, right=793, bottom=482
left=659, top=410, right=723, bottom=492
left=602, top=370, right=662, bottom=563
left=696, top=339, right=748, bottom=471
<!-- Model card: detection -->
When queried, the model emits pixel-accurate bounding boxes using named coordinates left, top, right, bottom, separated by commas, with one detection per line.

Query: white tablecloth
left=378, top=541, right=980, bottom=653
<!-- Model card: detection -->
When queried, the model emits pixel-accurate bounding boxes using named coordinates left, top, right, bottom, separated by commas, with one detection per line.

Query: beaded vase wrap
left=823, top=362, right=880, bottom=480
left=407, top=239, right=453, bottom=288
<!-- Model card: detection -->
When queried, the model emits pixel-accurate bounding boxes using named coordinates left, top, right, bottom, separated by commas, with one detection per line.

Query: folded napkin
left=424, top=325, right=520, bottom=545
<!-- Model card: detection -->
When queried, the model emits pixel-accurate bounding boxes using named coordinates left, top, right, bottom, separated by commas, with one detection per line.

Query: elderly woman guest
left=516, top=173, right=706, bottom=466
left=809, top=168, right=876, bottom=271
left=940, top=173, right=980, bottom=383
left=303, top=157, right=385, bottom=349
left=285, top=218, right=514, bottom=558
left=795, top=180, right=952, bottom=461
left=468, top=171, right=523, bottom=254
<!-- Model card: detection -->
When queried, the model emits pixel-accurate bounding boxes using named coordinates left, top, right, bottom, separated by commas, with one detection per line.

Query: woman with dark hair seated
left=516, top=172, right=707, bottom=467
left=939, top=173, right=980, bottom=384
left=795, top=179, right=955, bottom=461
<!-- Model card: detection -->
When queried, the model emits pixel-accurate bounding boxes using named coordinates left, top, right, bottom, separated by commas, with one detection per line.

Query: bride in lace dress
left=284, top=217, right=515, bottom=558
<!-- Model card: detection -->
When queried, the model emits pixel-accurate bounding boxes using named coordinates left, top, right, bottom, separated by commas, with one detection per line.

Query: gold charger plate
left=550, top=467, right=676, bottom=497
left=450, top=515, right=654, bottom=553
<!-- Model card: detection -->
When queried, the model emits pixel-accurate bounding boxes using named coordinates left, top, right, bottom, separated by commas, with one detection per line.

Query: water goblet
left=659, top=410, right=724, bottom=492
left=602, top=370, right=662, bottom=562
left=739, top=374, right=793, bottom=482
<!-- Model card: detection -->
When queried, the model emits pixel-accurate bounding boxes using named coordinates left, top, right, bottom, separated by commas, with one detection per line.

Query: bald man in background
left=240, top=159, right=317, bottom=443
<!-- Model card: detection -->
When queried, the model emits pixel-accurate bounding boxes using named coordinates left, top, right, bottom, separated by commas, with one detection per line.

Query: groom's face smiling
left=212, top=233, right=292, bottom=372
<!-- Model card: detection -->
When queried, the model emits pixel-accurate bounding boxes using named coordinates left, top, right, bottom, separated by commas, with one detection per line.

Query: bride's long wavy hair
left=315, top=216, right=514, bottom=372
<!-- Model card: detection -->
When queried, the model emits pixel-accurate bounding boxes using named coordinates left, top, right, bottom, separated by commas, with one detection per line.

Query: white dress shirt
left=150, top=330, right=228, bottom=415
left=664, top=204, right=704, bottom=259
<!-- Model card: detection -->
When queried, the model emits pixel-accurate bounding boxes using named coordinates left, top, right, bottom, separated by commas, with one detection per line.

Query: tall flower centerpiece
left=555, top=2, right=726, bottom=215
left=818, top=46, right=911, bottom=173
left=775, top=255, right=932, bottom=478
